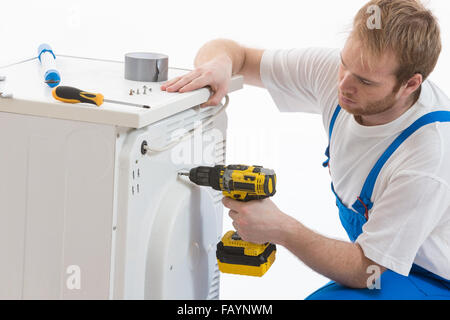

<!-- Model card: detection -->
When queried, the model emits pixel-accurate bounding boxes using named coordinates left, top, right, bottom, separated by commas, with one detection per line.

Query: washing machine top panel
left=0, top=56, right=243, bottom=128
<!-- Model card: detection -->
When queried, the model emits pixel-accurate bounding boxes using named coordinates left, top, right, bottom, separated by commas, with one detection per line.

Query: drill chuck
left=187, top=165, right=224, bottom=191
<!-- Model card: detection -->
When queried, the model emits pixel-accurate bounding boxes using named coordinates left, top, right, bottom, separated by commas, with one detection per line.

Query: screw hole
left=141, top=141, right=148, bottom=155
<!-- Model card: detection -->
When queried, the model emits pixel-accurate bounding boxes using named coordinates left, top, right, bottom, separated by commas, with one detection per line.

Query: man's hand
left=222, top=197, right=291, bottom=245
left=160, top=54, right=233, bottom=108
left=223, top=196, right=386, bottom=288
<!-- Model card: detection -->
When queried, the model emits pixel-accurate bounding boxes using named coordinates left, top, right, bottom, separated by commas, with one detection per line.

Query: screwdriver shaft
left=103, top=98, right=150, bottom=109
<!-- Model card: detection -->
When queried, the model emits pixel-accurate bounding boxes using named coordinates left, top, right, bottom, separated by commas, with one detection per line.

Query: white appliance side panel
left=0, top=112, right=115, bottom=299
left=113, top=107, right=227, bottom=300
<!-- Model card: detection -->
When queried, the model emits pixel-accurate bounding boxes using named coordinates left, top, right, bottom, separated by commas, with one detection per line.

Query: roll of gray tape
left=124, top=52, right=169, bottom=82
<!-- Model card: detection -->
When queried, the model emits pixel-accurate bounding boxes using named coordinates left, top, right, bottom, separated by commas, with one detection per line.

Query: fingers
left=228, top=209, right=249, bottom=242
left=232, top=221, right=239, bottom=232
left=161, top=71, right=200, bottom=92
left=222, top=197, right=243, bottom=211
left=160, top=77, right=177, bottom=90
left=160, top=67, right=229, bottom=109
left=160, top=76, right=182, bottom=91
left=200, top=88, right=228, bottom=108
left=231, top=215, right=241, bottom=237
left=179, top=76, right=211, bottom=93
left=228, top=209, right=239, bottom=219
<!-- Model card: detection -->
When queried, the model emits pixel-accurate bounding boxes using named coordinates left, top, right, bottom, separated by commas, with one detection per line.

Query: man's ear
left=400, top=73, right=423, bottom=98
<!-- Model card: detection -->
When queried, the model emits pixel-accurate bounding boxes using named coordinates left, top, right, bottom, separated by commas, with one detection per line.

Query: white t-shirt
left=261, top=47, right=450, bottom=280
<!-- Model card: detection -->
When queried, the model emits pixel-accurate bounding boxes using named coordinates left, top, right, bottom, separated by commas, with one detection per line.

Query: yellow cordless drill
left=178, top=165, right=277, bottom=277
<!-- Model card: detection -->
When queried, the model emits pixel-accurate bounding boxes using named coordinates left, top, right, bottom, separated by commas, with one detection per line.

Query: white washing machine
left=0, top=55, right=243, bottom=299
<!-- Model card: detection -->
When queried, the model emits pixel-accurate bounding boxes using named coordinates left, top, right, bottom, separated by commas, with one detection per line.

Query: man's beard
left=339, top=90, right=398, bottom=117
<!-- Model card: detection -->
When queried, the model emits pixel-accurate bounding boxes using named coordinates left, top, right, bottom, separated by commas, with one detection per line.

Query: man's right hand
left=160, top=54, right=233, bottom=108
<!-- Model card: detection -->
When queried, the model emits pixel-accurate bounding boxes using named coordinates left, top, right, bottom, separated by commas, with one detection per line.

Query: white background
left=1, top=0, right=449, bottom=300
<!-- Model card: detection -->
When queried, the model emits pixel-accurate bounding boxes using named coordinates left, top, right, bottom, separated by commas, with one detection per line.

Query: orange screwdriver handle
left=52, top=86, right=104, bottom=106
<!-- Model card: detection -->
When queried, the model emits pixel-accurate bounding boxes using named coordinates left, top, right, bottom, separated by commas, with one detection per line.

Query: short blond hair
left=352, top=0, right=441, bottom=90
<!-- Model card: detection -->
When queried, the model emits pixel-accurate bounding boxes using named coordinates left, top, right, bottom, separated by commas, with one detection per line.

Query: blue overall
left=306, top=105, right=450, bottom=300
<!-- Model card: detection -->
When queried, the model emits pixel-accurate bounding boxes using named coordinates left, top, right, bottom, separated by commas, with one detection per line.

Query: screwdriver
left=52, top=86, right=150, bottom=109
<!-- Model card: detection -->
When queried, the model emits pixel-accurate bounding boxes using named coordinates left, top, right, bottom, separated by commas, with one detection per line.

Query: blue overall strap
left=352, top=111, right=450, bottom=215
left=322, top=105, right=342, bottom=168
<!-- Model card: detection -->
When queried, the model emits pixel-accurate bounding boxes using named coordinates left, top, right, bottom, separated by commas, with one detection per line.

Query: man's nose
left=339, top=71, right=357, bottom=95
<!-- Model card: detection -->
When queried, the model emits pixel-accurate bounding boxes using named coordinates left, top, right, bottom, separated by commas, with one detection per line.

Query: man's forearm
left=194, top=39, right=245, bottom=75
left=279, top=216, right=385, bottom=288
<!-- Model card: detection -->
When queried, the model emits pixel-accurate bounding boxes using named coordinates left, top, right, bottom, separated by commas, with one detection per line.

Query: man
left=161, top=0, right=450, bottom=299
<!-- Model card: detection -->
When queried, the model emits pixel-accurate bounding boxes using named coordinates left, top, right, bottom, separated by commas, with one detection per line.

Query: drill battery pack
left=216, top=231, right=276, bottom=277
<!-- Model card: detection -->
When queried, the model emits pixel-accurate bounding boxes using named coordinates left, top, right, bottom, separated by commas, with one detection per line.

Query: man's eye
left=359, top=78, right=372, bottom=86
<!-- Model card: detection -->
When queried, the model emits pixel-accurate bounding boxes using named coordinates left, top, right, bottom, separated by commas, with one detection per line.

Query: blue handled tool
left=38, top=43, right=61, bottom=88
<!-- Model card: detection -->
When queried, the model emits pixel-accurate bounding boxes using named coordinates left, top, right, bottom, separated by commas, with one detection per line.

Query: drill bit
left=178, top=171, right=190, bottom=176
